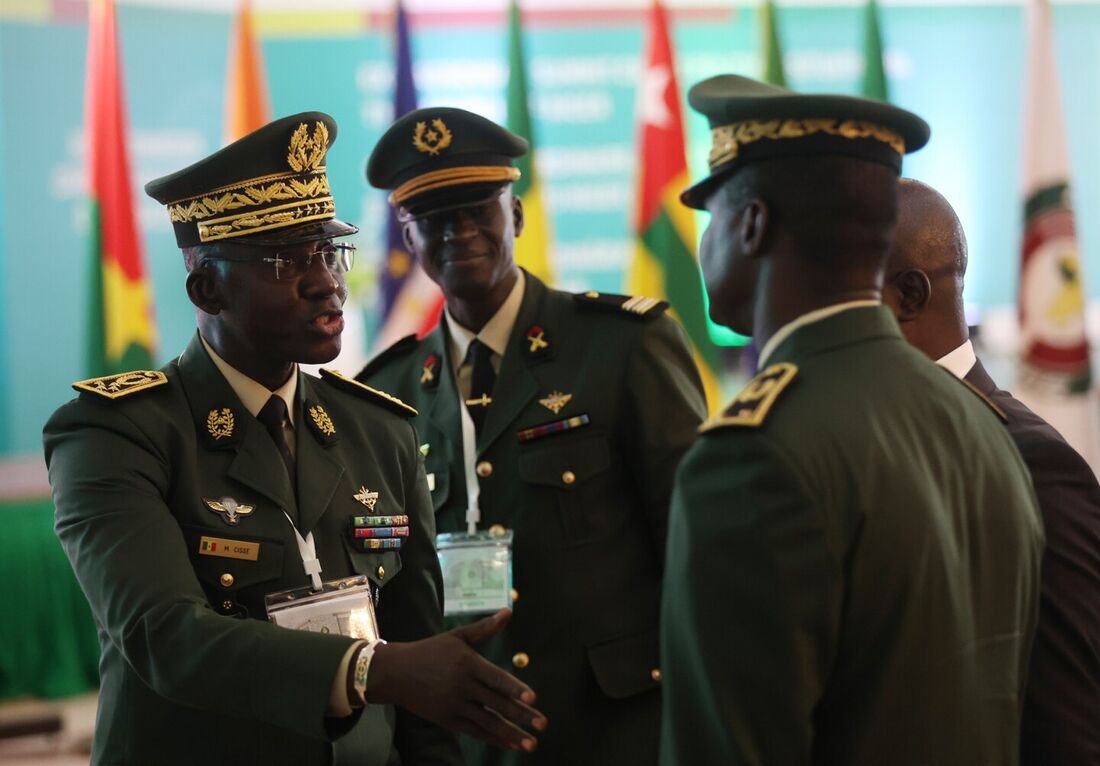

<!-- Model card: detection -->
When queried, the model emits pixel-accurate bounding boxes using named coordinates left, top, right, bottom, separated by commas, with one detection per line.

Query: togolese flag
left=85, top=0, right=157, bottom=376
left=628, top=0, right=721, bottom=413
left=224, top=0, right=271, bottom=142
left=506, top=0, right=555, bottom=285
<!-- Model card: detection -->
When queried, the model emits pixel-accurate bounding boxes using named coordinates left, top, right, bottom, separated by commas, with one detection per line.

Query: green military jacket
left=660, top=306, right=1044, bottom=765
left=43, top=332, right=459, bottom=766
left=359, top=272, right=708, bottom=765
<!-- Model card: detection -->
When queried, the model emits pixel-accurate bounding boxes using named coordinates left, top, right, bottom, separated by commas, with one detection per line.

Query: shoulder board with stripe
left=319, top=368, right=418, bottom=418
left=573, top=290, right=669, bottom=319
left=699, top=363, right=799, bottom=432
left=72, top=370, right=169, bottom=400
left=356, top=334, right=420, bottom=380
left=954, top=374, right=1008, bottom=423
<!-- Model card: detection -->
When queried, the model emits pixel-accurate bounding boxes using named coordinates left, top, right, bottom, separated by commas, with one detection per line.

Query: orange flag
left=224, top=0, right=271, bottom=142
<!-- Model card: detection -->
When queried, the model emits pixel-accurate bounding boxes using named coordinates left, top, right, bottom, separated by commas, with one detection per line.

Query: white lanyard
left=459, top=398, right=481, bottom=535
left=283, top=512, right=322, bottom=591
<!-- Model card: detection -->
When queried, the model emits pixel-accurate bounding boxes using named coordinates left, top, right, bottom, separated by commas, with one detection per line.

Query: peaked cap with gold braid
left=145, top=111, right=357, bottom=247
left=367, top=107, right=528, bottom=221
left=681, top=75, right=931, bottom=209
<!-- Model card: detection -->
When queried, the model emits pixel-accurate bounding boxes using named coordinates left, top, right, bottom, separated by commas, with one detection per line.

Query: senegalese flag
left=224, top=0, right=271, bottom=142
left=860, top=0, right=889, bottom=101
left=506, top=0, right=555, bottom=284
left=760, top=0, right=787, bottom=86
left=628, top=0, right=721, bottom=413
left=85, top=0, right=157, bottom=376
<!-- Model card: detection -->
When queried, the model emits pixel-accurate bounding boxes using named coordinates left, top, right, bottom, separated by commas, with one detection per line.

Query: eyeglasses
left=203, top=242, right=356, bottom=281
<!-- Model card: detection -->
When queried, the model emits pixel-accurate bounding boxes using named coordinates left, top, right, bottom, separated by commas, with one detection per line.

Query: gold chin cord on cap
left=707, top=118, right=906, bottom=170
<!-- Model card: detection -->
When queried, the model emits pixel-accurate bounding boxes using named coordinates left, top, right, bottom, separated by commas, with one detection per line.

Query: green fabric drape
left=0, top=498, right=99, bottom=700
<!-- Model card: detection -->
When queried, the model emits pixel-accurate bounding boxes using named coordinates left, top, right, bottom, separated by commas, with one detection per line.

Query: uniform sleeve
left=624, top=316, right=708, bottom=563
left=381, top=420, right=462, bottom=765
left=1015, top=431, right=1100, bottom=765
left=43, top=399, right=356, bottom=741
left=659, top=431, right=842, bottom=766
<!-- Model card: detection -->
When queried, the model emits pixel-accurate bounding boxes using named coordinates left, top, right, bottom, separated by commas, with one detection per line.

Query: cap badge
left=287, top=120, right=330, bottom=172
left=413, top=119, right=453, bottom=156
left=207, top=408, right=235, bottom=440
left=539, top=390, right=572, bottom=415
left=308, top=404, right=336, bottom=436
left=526, top=325, right=550, bottom=354
left=354, top=486, right=380, bottom=512
left=204, top=496, right=255, bottom=526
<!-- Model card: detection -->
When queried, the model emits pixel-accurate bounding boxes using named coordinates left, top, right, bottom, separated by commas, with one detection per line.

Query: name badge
left=436, top=529, right=513, bottom=616
left=199, top=535, right=260, bottom=561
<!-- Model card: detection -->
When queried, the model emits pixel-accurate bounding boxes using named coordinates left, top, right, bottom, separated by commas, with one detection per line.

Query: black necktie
left=465, top=339, right=496, bottom=436
left=257, top=395, right=296, bottom=494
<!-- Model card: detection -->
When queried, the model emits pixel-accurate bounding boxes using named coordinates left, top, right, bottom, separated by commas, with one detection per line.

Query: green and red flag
left=85, top=0, right=157, bottom=376
left=760, top=0, right=787, bottom=87
left=860, top=0, right=889, bottom=101
left=506, top=0, right=555, bottom=284
left=224, top=0, right=271, bottom=142
left=1016, top=0, right=1097, bottom=463
left=628, top=0, right=721, bottom=412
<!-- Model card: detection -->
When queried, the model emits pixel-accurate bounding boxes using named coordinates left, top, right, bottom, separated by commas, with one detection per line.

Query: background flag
left=506, top=0, right=555, bottom=285
left=860, top=0, right=889, bottom=101
left=760, top=0, right=787, bottom=86
left=1017, top=0, right=1098, bottom=467
left=373, top=1, right=444, bottom=351
left=628, top=0, right=722, bottom=413
left=85, top=0, right=157, bottom=376
left=224, top=0, right=270, bottom=142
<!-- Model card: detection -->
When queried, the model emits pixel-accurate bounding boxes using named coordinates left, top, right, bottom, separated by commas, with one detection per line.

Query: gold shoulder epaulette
left=72, top=370, right=168, bottom=400
left=357, top=334, right=420, bottom=380
left=956, top=376, right=1008, bottom=423
left=319, top=368, right=418, bottom=418
left=574, top=290, right=669, bottom=319
left=700, top=363, right=799, bottom=432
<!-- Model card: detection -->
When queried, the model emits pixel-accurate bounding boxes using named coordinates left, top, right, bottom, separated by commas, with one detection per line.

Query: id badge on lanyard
left=436, top=391, right=514, bottom=616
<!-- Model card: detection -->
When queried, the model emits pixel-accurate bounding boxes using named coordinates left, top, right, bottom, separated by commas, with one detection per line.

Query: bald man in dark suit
left=883, top=178, right=1100, bottom=765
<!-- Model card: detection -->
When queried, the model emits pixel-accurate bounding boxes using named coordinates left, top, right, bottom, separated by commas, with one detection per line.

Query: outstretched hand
left=366, top=609, right=548, bottom=752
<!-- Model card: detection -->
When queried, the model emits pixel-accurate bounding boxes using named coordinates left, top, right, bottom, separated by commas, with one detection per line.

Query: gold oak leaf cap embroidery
left=144, top=112, right=357, bottom=247
left=680, top=74, right=931, bottom=209
left=700, top=363, right=799, bottom=431
left=366, top=106, right=529, bottom=222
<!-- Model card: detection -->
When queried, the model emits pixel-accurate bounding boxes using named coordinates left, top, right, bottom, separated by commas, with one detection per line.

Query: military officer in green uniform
left=43, top=112, right=546, bottom=766
left=358, top=107, right=708, bottom=765
left=660, top=76, right=1045, bottom=765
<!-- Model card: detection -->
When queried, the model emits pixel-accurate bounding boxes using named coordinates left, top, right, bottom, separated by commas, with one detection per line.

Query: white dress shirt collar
left=935, top=339, right=977, bottom=380
left=200, top=334, right=297, bottom=427
left=445, top=269, right=526, bottom=370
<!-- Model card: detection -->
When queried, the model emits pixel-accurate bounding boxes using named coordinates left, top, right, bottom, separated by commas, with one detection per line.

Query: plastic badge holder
left=265, top=574, right=380, bottom=641
left=436, top=529, right=513, bottom=616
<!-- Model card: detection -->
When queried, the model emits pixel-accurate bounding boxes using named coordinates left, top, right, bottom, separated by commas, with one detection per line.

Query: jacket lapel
left=294, top=375, right=346, bottom=537
left=177, top=331, right=295, bottom=515
left=477, top=274, right=552, bottom=453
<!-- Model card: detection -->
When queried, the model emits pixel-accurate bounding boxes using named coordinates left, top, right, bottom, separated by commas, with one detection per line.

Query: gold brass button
left=585, top=291, right=600, bottom=298
left=219, top=573, right=234, bottom=588
left=489, top=523, right=506, bottom=538
left=650, top=668, right=663, bottom=683
left=512, top=652, right=530, bottom=669
left=476, top=461, right=493, bottom=478
left=221, top=600, right=234, bottom=611
left=510, top=588, right=519, bottom=603
left=377, top=566, right=385, bottom=580
left=562, top=470, right=576, bottom=485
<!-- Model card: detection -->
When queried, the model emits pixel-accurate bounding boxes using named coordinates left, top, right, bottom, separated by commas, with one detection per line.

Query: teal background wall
left=2, top=2, right=1100, bottom=457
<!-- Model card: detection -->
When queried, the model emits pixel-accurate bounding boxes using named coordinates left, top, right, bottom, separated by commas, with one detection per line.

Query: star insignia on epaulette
left=72, top=370, right=168, bottom=400
left=700, top=363, right=799, bottom=431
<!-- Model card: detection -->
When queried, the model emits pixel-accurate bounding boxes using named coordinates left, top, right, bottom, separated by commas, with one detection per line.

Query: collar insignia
left=204, top=496, right=255, bottom=526
left=305, top=400, right=339, bottom=445
left=539, top=390, right=572, bottom=415
left=525, top=325, right=550, bottom=358
left=206, top=408, right=235, bottom=440
left=413, top=119, right=453, bottom=156
left=421, top=352, right=440, bottom=388
left=354, top=486, right=380, bottom=512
